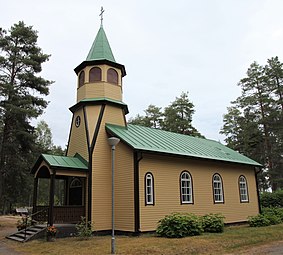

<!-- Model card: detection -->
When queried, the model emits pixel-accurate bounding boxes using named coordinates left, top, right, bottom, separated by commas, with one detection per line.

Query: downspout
left=254, top=167, right=262, bottom=214
left=134, top=150, right=143, bottom=234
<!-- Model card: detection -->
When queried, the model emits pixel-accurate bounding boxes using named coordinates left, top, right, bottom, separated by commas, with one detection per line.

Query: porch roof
left=31, top=153, right=88, bottom=174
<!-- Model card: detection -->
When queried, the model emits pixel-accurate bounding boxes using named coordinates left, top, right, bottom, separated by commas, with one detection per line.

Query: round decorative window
left=75, top=116, right=81, bottom=128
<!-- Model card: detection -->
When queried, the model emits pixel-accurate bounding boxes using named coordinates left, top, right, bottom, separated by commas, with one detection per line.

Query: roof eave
left=70, top=98, right=129, bottom=114
left=30, top=154, right=89, bottom=175
left=74, top=59, right=126, bottom=76
left=105, top=125, right=262, bottom=167
left=133, top=147, right=262, bottom=167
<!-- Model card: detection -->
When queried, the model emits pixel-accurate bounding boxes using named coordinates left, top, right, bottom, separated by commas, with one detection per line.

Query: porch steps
left=6, top=225, right=46, bottom=242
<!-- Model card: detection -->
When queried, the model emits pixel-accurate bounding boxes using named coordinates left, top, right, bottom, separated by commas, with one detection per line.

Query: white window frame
left=180, top=171, right=193, bottom=204
left=239, top=175, right=249, bottom=202
left=145, top=172, right=154, bottom=205
left=213, top=174, right=224, bottom=203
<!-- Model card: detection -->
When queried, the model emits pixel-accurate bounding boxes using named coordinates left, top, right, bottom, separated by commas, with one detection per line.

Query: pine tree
left=128, top=92, right=203, bottom=137
left=221, top=58, right=283, bottom=190
left=128, top=104, right=163, bottom=128
left=0, top=21, right=52, bottom=213
left=162, top=92, right=203, bottom=137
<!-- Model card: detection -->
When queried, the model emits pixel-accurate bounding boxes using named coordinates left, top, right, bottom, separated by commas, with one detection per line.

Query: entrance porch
left=31, top=154, right=88, bottom=225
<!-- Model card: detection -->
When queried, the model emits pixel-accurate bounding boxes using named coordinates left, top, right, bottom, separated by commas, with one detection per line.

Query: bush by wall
left=262, top=207, right=283, bottom=224
left=260, top=190, right=283, bottom=208
left=248, top=207, right=283, bottom=227
left=248, top=214, right=271, bottom=227
left=156, top=213, right=203, bottom=238
left=201, top=214, right=225, bottom=233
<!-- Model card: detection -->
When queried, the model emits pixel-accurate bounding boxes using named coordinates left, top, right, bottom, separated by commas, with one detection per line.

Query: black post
left=49, top=173, right=55, bottom=226
left=24, top=216, right=27, bottom=239
left=32, top=178, right=38, bottom=215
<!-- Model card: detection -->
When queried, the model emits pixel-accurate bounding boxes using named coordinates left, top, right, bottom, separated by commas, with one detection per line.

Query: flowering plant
left=46, top=225, right=57, bottom=236
left=16, top=216, right=31, bottom=231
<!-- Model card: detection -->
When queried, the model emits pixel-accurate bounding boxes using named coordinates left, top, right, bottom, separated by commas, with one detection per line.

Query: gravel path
left=0, top=216, right=24, bottom=255
left=232, top=240, right=283, bottom=255
left=0, top=227, right=23, bottom=255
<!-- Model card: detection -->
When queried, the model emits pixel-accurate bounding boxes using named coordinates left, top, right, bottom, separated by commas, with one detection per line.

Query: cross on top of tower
left=100, top=6, right=105, bottom=27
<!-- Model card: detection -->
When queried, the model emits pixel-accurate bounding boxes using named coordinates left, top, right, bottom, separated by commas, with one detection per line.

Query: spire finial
left=99, top=6, right=105, bottom=27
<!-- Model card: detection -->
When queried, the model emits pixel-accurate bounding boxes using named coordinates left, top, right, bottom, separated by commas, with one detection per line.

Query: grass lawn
left=2, top=216, right=283, bottom=255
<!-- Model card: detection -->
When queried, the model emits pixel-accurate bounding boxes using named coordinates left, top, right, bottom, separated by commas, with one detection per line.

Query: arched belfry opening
left=89, top=67, right=102, bottom=82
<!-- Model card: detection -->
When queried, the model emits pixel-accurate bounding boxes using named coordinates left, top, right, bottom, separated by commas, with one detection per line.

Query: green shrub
left=156, top=213, right=203, bottom=238
left=76, top=216, right=93, bottom=239
left=265, top=214, right=281, bottom=225
left=248, top=214, right=270, bottom=227
left=260, top=190, right=283, bottom=208
left=261, top=207, right=283, bottom=225
left=202, top=214, right=225, bottom=233
left=274, top=208, right=283, bottom=221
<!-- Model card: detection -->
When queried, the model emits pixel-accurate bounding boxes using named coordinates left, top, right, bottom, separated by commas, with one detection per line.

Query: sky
left=1, top=0, right=283, bottom=147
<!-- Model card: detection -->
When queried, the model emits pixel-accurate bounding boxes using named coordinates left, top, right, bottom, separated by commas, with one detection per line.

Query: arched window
left=107, top=68, right=118, bottom=84
left=239, top=175, right=249, bottom=202
left=89, top=67, right=102, bottom=82
left=180, top=171, right=193, bottom=204
left=78, top=71, right=85, bottom=87
left=213, top=174, right=224, bottom=203
left=69, top=178, right=83, bottom=205
left=145, top=172, right=154, bottom=205
left=70, top=178, right=82, bottom=188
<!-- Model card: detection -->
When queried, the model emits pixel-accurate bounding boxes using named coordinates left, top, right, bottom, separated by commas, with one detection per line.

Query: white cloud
left=1, top=0, right=283, bottom=146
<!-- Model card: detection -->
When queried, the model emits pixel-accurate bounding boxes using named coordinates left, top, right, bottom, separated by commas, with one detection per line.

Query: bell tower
left=66, top=9, right=129, bottom=225
left=67, top=13, right=128, bottom=160
left=74, top=25, right=126, bottom=103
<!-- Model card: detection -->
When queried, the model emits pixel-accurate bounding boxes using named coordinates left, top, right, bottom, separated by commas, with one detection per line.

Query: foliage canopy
left=221, top=57, right=283, bottom=190
left=0, top=21, right=53, bottom=213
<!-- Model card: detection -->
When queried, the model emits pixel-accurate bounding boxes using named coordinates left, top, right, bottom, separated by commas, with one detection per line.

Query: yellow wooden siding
left=67, top=108, right=88, bottom=160
left=115, top=142, right=135, bottom=231
left=77, top=64, right=123, bottom=102
left=84, top=105, right=100, bottom=144
left=91, top=105, right=127, bottom=231
left=139, top=154, right=259, bottom=232
left=77, top=82, right=122, bottom=102
left=82, top=65, right=122, bottom=86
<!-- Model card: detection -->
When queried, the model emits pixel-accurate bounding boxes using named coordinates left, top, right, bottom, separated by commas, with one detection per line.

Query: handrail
left=30, top=207, right=49, bottom=218
left=23, top=207, right=49, bottom=240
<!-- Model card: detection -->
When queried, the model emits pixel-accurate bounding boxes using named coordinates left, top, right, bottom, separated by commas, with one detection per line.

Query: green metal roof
left=41, top=154, right=88, bottom=169
left=31, top=154, right=88, bottom=174
left=69, top=97, right=129, bottom=114
left=106, top=124, right=261, bottom=167
left=86, top=26, right=116, bottom=62
left=81, top=97, right=127, bottom=106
